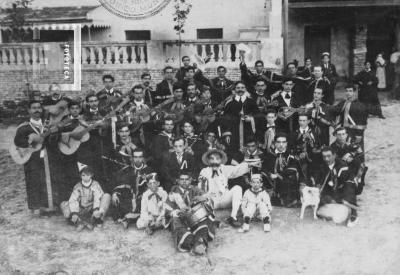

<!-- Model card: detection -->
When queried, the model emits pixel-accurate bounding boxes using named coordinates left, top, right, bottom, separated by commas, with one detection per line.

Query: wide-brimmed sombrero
left=202, top=149, right=228, bottom=166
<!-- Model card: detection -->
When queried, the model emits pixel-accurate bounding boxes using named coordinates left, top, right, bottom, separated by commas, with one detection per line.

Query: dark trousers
left=171, top=216, right=215, bottom=252
left=321, top=181, right=357, bottom=207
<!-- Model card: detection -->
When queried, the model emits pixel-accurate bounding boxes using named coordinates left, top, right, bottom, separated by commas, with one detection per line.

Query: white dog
left=300, top=186, right=320, bottom=220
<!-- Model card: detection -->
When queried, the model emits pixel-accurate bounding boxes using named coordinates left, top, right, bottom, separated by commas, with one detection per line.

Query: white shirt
left=198, top=162, right=249, bottom=198
left=134, top=99, right=145, bottom=109
left=299, top=126, right=309, bottom=134
left=282, top=92, right=292, bottom=106
left=29, top=118, right=43, bottom=133
left=235, top=95, right=247, bottom=103
left=328, top=163, right=335, bottom=171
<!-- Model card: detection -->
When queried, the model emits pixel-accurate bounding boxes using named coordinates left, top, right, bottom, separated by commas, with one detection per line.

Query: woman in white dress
left=375, top=53, right=387, bottom=90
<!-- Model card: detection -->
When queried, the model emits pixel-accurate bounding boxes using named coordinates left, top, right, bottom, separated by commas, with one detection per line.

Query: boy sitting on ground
left=61, top=166, right=111, bottom=231
left=239, top=173, right=272, bottom=233
left=136, top=173, right=168, bottom=235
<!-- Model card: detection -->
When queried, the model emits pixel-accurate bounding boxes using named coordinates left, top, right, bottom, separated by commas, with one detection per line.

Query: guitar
left=58, top=97, right=131, bottom=155
left=58, top=119, right=106, bottom=155
left=9, top=118, right=73, bottom=165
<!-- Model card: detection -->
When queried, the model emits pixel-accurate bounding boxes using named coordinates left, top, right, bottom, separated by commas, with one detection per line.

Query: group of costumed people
left=11, top=51, right=379, bottom=255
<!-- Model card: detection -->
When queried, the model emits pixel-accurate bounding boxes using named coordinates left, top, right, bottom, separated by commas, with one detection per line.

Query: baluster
left=89, top=46, right=96, bottom=64
left=32, top=47, right=37, bottom=65
left=23, top=48, right=30, bottom=65
left=209, top=44, right=216, bottom=63
left=82, top=46, right=88, bottom=65
left=15, top=48, right=23, bottom=65
left=9, top=48, right=16, bottom=65
left=105, top=46, right=112, bottom=64
left=200, top=44, right=206, bottom=59
left=1, top=49, right=7, bottom=65
left=98, top=46, right=104, bottom=64
left=122, top=46, right=128, bottom=64
left=141, top=45, right=147, bottom=64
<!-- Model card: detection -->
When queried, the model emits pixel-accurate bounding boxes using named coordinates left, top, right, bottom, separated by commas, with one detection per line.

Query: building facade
left=288, top=0, right=400, bottom=80
left=0, top=0, right=284, bottom=100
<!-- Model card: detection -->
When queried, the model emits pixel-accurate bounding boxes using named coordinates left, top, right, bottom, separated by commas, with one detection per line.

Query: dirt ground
left=1, top=97, right=400, bottom=275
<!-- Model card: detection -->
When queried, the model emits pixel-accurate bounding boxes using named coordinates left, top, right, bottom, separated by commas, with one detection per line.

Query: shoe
left=227, top=217, right=241, bottom=228
left=121, top=220, right=129, bottom=230
left=347, top=216, right=358, bottom=228
left=86, top=222, right=94, bottom=231
left=95, top=222, right=104, bottom=229
left=192, top=239, right=207, bottom=256
left=238, top=223, right=249, bottom=233
left=263, top=223, right=271, bottom=232
left=145, top=226, right=154, bottom=235
left=378, top=115, right=386, bottom=119
left=76, top=223, right=85, bottom=232
left=213, top=220, right=221, bottom=228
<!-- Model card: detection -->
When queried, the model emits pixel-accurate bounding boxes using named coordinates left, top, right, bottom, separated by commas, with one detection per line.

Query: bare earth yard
left=0, top=99, right=400, bottom=275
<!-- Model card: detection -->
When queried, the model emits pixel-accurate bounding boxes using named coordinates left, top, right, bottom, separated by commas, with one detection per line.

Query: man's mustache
left=210, top=163, right=220, bottom=167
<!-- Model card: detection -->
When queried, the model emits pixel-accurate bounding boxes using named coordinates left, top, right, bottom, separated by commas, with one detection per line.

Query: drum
left=187, top=202, right=213, bottom=228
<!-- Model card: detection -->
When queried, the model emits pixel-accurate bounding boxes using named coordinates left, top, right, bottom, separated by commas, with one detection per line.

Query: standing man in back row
left=154, top=66, right=176, bottom=106
left=321, top=52, right=338, bottom=104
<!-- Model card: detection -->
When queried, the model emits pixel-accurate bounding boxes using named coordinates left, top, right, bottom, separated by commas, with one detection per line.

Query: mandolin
left=277, top=106, right=310, bottom=119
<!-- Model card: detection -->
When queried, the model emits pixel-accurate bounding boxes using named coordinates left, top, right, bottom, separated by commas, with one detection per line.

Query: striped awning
left=0, top=22, right=110, bottom=30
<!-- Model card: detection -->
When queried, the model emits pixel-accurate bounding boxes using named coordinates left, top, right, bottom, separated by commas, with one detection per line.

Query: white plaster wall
left=88, top=0, right=269, bottom=41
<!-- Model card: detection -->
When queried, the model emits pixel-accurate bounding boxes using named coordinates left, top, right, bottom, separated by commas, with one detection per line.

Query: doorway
left=305, top=25, right=331, bottom=66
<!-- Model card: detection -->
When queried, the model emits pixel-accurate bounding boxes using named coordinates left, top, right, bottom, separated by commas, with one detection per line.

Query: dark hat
left=202, top=149, right=228, bottom=166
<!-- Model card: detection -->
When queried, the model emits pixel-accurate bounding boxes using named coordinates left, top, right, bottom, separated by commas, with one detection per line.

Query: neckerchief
left=249, top=188, right=263, bottom=196
left=149, top=191, right=162, bottom=202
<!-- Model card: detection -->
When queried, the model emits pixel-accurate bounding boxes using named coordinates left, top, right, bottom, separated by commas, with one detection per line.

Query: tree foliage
left=2, top=0, right=33, bottom=42
left=172, top=0, right=192, bottom=36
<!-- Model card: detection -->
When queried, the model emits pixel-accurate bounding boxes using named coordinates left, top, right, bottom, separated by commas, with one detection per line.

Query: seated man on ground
left=166, top=171, right=216, bottom=255
left=312, top=146, right=359, bottom=227
left=198, top=149, right=260, bottom=228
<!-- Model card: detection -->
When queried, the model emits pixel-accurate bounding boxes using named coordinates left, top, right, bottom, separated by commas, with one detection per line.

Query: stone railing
left=81, top=41, right=147, bottom=67
left=0, top=43, right=46, bottom=68
left=0, top=39, right=262, bottom=70
left=162, top=39, right=261, bottom=67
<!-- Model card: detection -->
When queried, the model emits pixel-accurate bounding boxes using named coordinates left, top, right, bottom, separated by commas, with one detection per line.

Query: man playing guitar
left=13, top=101, right=56, bottom=215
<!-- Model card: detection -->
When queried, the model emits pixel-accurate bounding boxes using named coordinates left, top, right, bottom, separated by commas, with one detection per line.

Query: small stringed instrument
left=277, top=106, right=309, bottom=119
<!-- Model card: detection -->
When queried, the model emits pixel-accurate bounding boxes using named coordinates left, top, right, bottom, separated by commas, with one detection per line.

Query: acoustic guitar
left=58, top=118, right=107, bottom=155
left=9, top=118, right=73, bottom=165
left=58, top=97, right=131, bottom=155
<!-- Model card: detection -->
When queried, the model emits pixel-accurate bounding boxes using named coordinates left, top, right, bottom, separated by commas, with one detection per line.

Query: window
left=125, top=30, right=151, bottom=40
left=197, top=28, right=223, bottom=39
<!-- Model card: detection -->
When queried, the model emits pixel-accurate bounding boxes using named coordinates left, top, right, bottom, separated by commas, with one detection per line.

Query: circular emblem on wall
left=98, top=0, right=172, bottom=19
